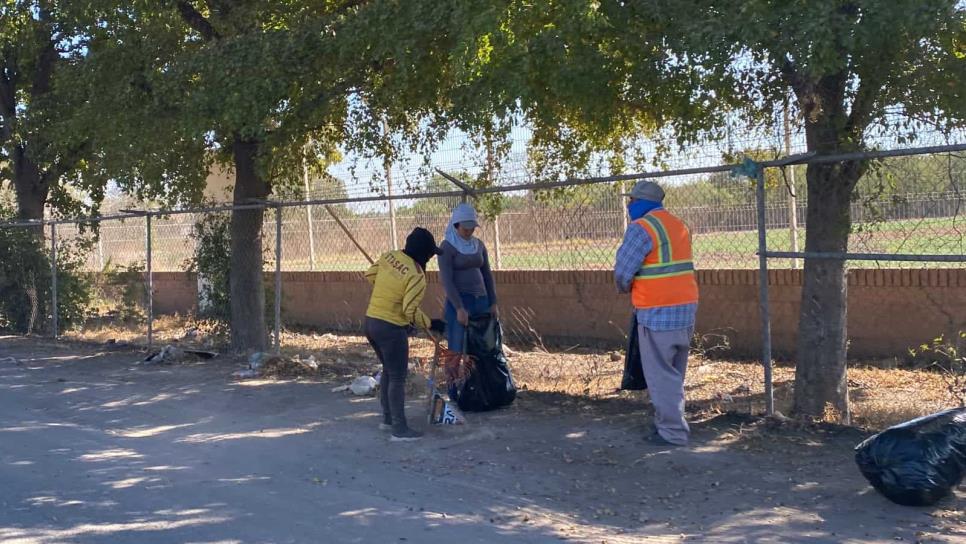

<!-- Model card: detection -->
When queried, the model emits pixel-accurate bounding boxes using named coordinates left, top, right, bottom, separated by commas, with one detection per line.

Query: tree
left=0, top=1, right=99, bottom=222
left=665, top=0, right=966, bottom=422
left=447, top=0, right=965, bottom=421
left=78, top=1, right=468, bottom=352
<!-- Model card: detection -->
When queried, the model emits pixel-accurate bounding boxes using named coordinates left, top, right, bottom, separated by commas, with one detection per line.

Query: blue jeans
left=444, top=293, right=491, bottom=353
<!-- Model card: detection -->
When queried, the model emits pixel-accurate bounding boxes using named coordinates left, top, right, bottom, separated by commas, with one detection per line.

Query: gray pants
left=364, top=317, right=410, bottom=432
left=638, top=324, right=692, bottom=445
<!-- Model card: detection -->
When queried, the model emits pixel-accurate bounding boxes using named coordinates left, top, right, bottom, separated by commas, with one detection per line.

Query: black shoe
left=644, top=431, right=683, bottom=447
left=390, top=427, right=424, bottom=442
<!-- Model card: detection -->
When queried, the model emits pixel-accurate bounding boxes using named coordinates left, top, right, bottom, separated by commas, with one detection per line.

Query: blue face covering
left=627, top=199, right=662, bottom=221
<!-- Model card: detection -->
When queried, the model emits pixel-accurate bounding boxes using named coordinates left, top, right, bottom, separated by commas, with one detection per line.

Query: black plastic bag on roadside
left=621, top=312, right=647, bottom=391
left=854, top=407, right=966, bottom=506
left=452, top=314, right=516, bottom=412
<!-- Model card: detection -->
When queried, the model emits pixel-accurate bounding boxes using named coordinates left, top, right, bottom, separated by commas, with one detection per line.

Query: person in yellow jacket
left=364, top=227, right=445, bottom=441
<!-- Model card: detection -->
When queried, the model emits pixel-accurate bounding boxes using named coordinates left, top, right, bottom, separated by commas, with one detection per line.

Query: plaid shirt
left=614, top=214, right=697, bottom=331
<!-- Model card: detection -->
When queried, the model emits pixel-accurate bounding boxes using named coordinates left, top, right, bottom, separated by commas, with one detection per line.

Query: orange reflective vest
left=631, top=210, right=699, bottom=309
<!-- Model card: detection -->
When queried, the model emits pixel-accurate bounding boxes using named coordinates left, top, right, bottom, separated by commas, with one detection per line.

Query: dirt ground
left=1, top=334, right=963, bottom=543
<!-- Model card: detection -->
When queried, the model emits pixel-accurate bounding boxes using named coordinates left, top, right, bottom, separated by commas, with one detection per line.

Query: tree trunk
left=12, top=145, right=49, bottom=222
left=793, top=158, right=864, bottom=423
left=229, top=137, right=270, bottom=353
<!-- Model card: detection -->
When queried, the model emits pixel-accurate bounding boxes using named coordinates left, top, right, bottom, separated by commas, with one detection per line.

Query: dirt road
left=0, top=336, right=961, bottom=543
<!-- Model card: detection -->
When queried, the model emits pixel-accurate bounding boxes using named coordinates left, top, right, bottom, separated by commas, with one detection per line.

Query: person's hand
left=430, top=319, right=446, bottom=334
left=457, top=308, right=469, bottom=326
left=490, top=304, right=500, bottom=320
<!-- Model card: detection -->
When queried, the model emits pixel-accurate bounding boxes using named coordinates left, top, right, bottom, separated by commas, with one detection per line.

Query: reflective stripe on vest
left=635, top=260, right=695, bottom=279
left=631, top=210, right=699, bottom=309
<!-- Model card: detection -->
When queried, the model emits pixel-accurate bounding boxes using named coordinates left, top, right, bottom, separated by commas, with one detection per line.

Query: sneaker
left=390, top=427, right=424, bottom=442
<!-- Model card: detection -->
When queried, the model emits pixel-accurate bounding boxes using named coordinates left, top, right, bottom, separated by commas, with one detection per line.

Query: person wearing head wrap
left=439, top=203, right=499, bottom=354
left=364, top=227, right=446, bottom=441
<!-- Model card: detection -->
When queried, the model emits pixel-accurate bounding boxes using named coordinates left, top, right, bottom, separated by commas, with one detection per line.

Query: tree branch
left=30, top=7, right=57, bottom=97
left=278, top=81, right=357, bottom=136
left=0, top=50, right=16, bottom=116
left=779, top=56, right=811, bottom=104
left=176, top=1, right=221, bottom=41
left=845, top=73, right=882, bottom=139
left=41, top=140, right=91, bottom=187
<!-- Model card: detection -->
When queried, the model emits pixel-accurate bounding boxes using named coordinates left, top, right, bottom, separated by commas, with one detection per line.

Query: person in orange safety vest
left=614, top=180, right=699, bottom=446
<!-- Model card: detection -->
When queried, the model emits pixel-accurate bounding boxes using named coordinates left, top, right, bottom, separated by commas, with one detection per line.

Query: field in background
left=68, top=215, right=963, bottom=273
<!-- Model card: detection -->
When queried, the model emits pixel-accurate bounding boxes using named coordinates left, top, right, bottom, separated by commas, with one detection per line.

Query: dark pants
left=364, top=317, right=410, bottom=432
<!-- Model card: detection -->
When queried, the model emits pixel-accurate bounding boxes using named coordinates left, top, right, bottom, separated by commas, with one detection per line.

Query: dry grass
left=62, top=317, right=960, bottom=430
left=63, top=314, right=228, bottom=347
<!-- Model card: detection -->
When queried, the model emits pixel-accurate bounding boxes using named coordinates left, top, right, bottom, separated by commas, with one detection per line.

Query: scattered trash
left=303, top=355, right=319, bottom=370
left=769, top=411, right=792, bottom=422
left=248, top=352, right=270, bottom=370
left=232, top=369, right=259, bottom=379
left=350, top=375, right=378, bottom=396
left=430, top=393, right=465, bottom=425
left=329, top=374, right=380, bottom=395
left=248, top=353, right=319, bottom=378
left=183, top=349, right=217, bottom=360
left=182, top=327, right=200, bottom=340
left=143, top=345, right=184, bottom=365
left=855, top=407, right=966, bottom=506
left=141, top=345, right=215, bottom=366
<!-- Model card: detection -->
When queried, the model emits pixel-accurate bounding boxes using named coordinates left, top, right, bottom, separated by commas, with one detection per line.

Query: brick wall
left=153, top=272, right=198, bottom=315
left=150, top=269, right=966, bottom=358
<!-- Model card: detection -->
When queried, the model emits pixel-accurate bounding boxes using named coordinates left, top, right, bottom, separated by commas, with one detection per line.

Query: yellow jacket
left=364, top=250, right=432, bottom=330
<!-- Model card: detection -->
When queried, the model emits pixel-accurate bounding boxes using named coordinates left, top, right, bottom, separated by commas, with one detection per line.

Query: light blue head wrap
left=444, top=203, right=481, bottom=255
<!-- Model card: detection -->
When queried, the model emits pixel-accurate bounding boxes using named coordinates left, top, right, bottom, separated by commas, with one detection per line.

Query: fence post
left=274, top=204, right=282, bottom=353
left=493, top=214, right=502, bottom=270
left=146, top=213, right=153, bottom=348
left=387, top=165, right=399, bottom=251
left=303, top=157, right=317, bottom=270
left=619, top=181, right=628, bottom=233
left=784, top=102, right=800, bottom=268
left=50, top=222, right=58, bottom=339
left=755, top=166, right=774, bottom=416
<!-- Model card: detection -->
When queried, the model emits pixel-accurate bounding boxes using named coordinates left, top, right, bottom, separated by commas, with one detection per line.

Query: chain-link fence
left=0, top=144, right=962, bottom=361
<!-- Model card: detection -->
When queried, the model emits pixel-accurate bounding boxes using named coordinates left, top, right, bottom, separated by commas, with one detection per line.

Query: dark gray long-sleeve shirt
left=438, top=240, right=497, bottom=310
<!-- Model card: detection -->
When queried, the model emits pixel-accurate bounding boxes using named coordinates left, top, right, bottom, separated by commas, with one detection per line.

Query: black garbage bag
left=854, top=407, right=966, bottom=506
left=621, top=312, right=647, bottom=391
left=452, top=313, right=516, bottom=412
